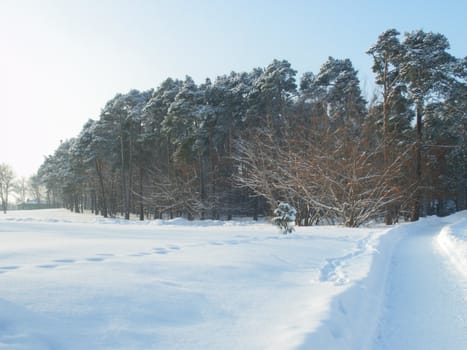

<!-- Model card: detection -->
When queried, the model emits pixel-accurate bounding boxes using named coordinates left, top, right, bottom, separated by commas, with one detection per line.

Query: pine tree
left=367, top=29, right=414, bottom=223
left=398, top=30, right=458, bottom=220
left=272, top=202, right=296, bottom=234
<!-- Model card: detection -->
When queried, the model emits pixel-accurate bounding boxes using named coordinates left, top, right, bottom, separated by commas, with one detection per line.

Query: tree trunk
left=411, top=98, right=423, bottom=221
left=382, top=58, right=395, bottom=225
left=139, top=155, right=144, bottom=221
left=95, top=159, right=108, bottom=218
left=120, top=122, right=130, bottom=220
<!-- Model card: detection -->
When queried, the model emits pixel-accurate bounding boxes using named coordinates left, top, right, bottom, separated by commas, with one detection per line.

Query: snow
left=372, top=215, right=467, bottom=349
left=436, top=211, right=467, bottom=279
left=0, top=209, right=466, bottom=349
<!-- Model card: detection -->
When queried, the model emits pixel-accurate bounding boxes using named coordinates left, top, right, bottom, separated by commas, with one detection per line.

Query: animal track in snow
left=86, top=257, right=105, bottom=262
left=153, top=248, right=169, bottom=255
left=129, top=252, right=152, bottom=257
left=319, top=233, right=374, bottom=285
left=37, top=264, right=58, bottom=269
left=0, top=266, right=19, bottom=273
left=53, top=259, right=75, bottom=264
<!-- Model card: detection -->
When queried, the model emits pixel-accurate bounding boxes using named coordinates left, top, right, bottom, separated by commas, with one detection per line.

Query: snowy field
left=0, top=209, right=466, bottom=349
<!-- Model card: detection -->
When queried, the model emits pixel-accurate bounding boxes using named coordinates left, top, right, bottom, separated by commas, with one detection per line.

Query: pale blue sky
left=1, top=0, right=466, bottom=177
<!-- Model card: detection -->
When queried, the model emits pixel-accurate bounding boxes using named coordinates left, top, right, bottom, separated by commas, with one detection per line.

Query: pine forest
left=32, top=29, right=466, bottom=226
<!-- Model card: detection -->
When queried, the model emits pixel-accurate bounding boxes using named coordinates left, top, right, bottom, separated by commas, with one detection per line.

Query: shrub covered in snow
left=272, top=202, right=297, bottom=234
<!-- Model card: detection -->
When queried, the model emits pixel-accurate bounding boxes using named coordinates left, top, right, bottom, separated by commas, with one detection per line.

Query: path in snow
left=372, top=220, right=467, bottom=350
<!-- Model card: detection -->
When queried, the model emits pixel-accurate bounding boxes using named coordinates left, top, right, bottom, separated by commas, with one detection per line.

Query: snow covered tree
left=247, top=60, right=297, bottom=140
left=422, top=69, right=467, bottom=214
left=163, top=76, right=202, bottom=158
left=143, top=78, right=182, bottom=175
left=0, top=164, right=15, bottom=213
left=272, top=202, right=296, bottom=234
left=28, top=174, right=46, bottom=206
left=37, top=139, right=85, bottom=212
left=367, top=29, right=414, bottom=223
left=76, top=119, right=112, bottom=217
left=399, top=30, right=458, bottom=220
left=100, top=90, right=152, bottom=219
left=162, top=76, right=205, bottom=218
left=367, top=29, right=465, bottom=221
left=372, top=30, right=463, bottom=220
left=313, top=57, right=367, bottom=132
left=141, top=78, right=183, bottom=218
left=206, top=71, right=257, bottom=218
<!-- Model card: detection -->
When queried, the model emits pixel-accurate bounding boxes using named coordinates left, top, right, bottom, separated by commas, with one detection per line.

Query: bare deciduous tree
left=235, top=124, right=412, bottom=227
left=0, top=164, right=15, bottom=213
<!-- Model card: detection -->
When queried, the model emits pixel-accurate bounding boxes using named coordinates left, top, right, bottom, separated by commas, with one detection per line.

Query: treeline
left=0, top=163, right=45, bottom=213
left=37, top=29, right=466, bottom=226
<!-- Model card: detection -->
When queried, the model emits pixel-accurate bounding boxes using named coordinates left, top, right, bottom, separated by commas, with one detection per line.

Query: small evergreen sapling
left=272, top=202, right=297, bottom=234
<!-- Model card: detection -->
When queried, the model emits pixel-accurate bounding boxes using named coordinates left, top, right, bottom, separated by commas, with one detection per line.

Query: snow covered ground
left=371, top=213, right=467, bottom=350
left=0, top=209, right=466, bottom=349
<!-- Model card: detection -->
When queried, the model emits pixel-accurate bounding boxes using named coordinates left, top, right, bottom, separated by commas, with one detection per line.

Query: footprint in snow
left=0, top=266, right=19, bottom=272
left=128, top=253, right=145, bottom=257
left=37, top=264, right=58, bottom=269
left=86, top=257, right=105, bottom=262
left=128, top=251, right=153, bottom=257
left=225, top=240, right=240, bottom=245
left=53, top=259, right=75, bottom=264
left=153, top=248, right=169, bottom=255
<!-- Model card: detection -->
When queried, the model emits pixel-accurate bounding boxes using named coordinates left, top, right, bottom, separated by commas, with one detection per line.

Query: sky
left=0, top=0, right=466, bottom=178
